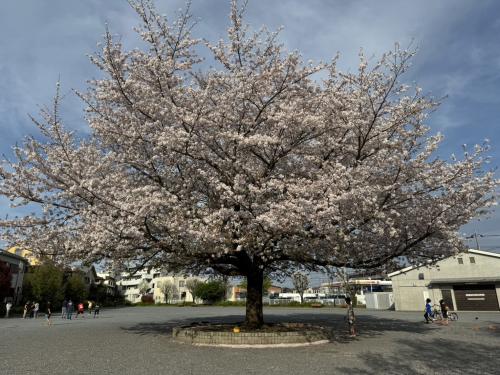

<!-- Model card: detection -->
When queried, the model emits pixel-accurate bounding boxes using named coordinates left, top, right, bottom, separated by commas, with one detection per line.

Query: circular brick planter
left=172, top=323, right=332, bottom=348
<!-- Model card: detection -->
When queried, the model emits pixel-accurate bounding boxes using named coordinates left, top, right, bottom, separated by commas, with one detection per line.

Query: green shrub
left=194, top=280, right=226, bottom=303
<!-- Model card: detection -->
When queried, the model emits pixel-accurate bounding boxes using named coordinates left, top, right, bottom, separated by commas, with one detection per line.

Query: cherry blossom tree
left=0, top=0, right=497, bottom=327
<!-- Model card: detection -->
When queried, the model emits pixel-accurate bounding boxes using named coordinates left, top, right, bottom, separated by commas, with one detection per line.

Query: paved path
left=1, top=307, right=499, bottom=374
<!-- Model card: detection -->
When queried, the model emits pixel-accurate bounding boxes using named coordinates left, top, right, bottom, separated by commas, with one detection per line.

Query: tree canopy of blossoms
left=0, top=0, right=497, bottom=327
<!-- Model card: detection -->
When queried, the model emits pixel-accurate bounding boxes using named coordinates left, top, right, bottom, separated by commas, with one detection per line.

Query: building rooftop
left=388, top=249, right=500, bottom=278
left=0, top=249, right=29, bottom=263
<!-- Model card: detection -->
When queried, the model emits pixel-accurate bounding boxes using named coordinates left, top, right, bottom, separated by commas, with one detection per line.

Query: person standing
left=93, top=303, right=100, bottom=318
left=46, top=302, right=52, bottom=326
left=424, top=298, right=434, bottom=323
left=23, top=301, right=29, bottom=319
left=66, top=300, right=73, bottom=320
left=29, top=302, right=35, bottom=318
left=88, top=300, right=93, bottom=316
left=61, top=300, right=67, bottom=319
left=33, top=302, right=40, bottom=319
left=345, top=296, right=356, bottom=337
left=5, top=301, right=12, bottom=318
left=439, top=299, right=449, bottom=326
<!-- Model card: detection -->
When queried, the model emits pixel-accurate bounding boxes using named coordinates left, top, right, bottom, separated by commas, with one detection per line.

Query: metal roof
left=428, top=277, right=500, bottom=285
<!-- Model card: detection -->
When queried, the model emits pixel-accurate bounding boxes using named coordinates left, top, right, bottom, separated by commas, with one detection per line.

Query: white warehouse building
left=389, top=249, right=500, bottom=312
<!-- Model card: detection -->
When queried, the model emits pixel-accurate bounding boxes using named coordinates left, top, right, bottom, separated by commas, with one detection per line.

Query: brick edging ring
left=172, top=324, right=332, bottom=347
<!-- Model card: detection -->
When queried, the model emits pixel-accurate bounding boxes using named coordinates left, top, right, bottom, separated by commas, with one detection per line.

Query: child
left=345, top=296, right=356, bottom=337
left=33, top=302, right=39, bottom=319
left=23, top=301, right=29, bottom=319
left=439, top=299, right=449, bottom=325
left=5, top=301, right=12, bottom=318
left=75, top=302, right=85, bottom=319
left=46, top=302, right=52, bottom=326
left=61, top=300, right=67, bottom=319
left=424, top=298, right=434, bottom=323
left=66, top=300, right=73, bottom=320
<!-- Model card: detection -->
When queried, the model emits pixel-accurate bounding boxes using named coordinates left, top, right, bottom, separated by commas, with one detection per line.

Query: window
left=469, top=257, right=476, bottom=264
left=9, top=264, right=19, bottom=274
left=457, top=258, right=464, bottom=265
left=418, top=273, right=424, bottom=280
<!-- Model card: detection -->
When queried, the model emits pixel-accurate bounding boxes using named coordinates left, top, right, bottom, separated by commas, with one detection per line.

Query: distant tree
left=64, top=273, right=88, bottom=303
left=157, top=280, right=177, bottom=303
left=327, top=267, right=360, bottom=305
left=0, top=261, right=13, bottom=301
left=195, top=280, right=226, bottom=304
left=24, top=263, right=64, bottom=308
left=292, top=273, right=309, bottom=304
left=185, top=278, right=202, bottom=304
left=138, top=280, right=150, bottom=296
left=91, top=284, right=109, bottom=304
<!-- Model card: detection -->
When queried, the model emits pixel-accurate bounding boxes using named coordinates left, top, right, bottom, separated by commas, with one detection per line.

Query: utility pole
left=474, top=231, right=480, bottom=250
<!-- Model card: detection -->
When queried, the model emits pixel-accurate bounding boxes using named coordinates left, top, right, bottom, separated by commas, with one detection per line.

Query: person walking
left=23, top=301, right=29, bottom=319
left=75, top=302, right=85, bottom=319
left=5, top=301, right=12, bottom=318
left=33, top=302, right=40, bottom=319
left=93, top=303, right=100, bottom=318
left=45, top=302, right=52, bottom=326
left=88, top=300, right=93, bottom=316
left=424, top=298, right=434, bottom=323
left=345, top=296, right=356, bottom=337
left=66, top=300, right=73, bottom=320
left=61, top=299, right=67, bottom=319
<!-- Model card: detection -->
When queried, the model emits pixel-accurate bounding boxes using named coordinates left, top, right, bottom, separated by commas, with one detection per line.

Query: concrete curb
left=189, top=339, right=331, bottom=348
left=172, top=324, right=332, bottom=347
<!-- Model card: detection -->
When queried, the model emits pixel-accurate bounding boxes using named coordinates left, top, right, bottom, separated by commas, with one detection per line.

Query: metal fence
left=267, top=298, right=346, bottom=306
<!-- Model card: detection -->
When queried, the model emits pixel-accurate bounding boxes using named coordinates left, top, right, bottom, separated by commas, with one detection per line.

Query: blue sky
left=1, top=0, right=499, bottom=253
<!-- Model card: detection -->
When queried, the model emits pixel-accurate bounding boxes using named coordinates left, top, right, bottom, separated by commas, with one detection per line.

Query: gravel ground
left=1, top=306, right=499, bottom=375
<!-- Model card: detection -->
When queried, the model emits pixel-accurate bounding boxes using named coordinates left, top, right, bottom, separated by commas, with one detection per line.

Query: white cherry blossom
left=0, top=0, right=497, bottom=327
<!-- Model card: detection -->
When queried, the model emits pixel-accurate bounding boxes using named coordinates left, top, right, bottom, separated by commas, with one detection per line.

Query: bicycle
left=433, top=304, right=458, bottom=321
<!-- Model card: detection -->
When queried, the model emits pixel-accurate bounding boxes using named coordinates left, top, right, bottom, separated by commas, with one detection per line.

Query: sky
left=0, top=0, right=499, bottom=264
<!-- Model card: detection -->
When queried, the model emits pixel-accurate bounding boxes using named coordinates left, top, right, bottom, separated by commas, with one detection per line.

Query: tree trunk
left=245, top=266, right=264, bottom=328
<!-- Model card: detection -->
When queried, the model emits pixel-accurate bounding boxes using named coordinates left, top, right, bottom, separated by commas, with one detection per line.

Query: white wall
left=390, top=251, right=500, bottom=311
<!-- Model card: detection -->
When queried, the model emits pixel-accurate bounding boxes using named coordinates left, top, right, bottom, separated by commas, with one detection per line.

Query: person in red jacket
left=75, top=302, right=85, bottom=319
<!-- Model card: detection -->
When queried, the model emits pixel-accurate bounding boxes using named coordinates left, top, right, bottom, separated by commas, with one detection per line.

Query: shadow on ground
left=121, top=312, right=436, bottom=343
left=335, top=337, right=499, bottom=375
